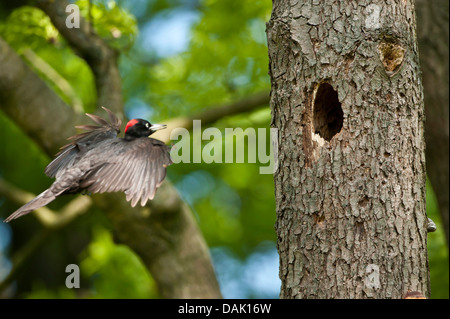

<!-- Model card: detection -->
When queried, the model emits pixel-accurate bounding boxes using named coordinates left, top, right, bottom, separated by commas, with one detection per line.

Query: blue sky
left=140, top=9, right=200, bottom=57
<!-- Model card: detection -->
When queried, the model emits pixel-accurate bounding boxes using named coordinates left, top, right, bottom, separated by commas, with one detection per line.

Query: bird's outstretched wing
left=45, top=107, right=122, bottom=179
left=79, top=138, right=172, bottom=207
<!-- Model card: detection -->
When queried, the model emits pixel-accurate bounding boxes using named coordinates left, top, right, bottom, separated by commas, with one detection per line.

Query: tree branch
left=192, top=91, right=270, bottom=125
left=0, top=178, right=91, bottom=228
left=0, top=178, right=92, bottom=293
left=153, top=91, right=270, bottom=143
left=22, top=48, right=84, bottom=113
left=0, top=36, right=80, bottom=156
left=94, top=184, right=222, bottom=298
left=36, top=0, right=123, bottom=114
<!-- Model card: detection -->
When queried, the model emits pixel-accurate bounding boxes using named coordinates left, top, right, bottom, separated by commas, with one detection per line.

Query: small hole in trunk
left=313, top=83, right=343, bottom=141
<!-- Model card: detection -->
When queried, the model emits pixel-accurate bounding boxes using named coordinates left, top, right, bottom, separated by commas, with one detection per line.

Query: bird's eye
left=145, top=123, right=150, bottom=128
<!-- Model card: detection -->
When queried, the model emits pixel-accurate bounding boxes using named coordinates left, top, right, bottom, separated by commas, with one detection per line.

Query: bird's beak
left=150, top=124, right=167, bottom=131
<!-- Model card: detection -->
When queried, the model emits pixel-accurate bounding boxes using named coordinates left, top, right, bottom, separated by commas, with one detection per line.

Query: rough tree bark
left=267, top=0, right=430, bottom=298
left=416, top=0, right=449, bottom=245
left=0, top=0, right=221, bottom=298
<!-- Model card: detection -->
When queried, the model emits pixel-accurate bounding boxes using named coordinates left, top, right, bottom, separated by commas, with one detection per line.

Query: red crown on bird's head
left=124, top=119, right=139, bottom=134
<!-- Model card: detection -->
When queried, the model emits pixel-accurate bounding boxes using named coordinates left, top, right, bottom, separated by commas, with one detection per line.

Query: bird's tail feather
left=3, top=190, right=56, bottom=223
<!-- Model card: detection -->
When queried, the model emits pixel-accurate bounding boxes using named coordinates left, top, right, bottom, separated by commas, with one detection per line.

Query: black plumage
left=4, top=107, right=171, bottom=222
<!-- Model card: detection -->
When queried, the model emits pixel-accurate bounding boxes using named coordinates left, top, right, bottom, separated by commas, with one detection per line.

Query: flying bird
left=4, top=107, right=172, bottom=222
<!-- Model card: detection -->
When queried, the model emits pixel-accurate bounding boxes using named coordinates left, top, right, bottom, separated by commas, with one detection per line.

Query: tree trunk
left=416, top=0, right=449, bottom=245
left=267, top=0, right=430, bottom=299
